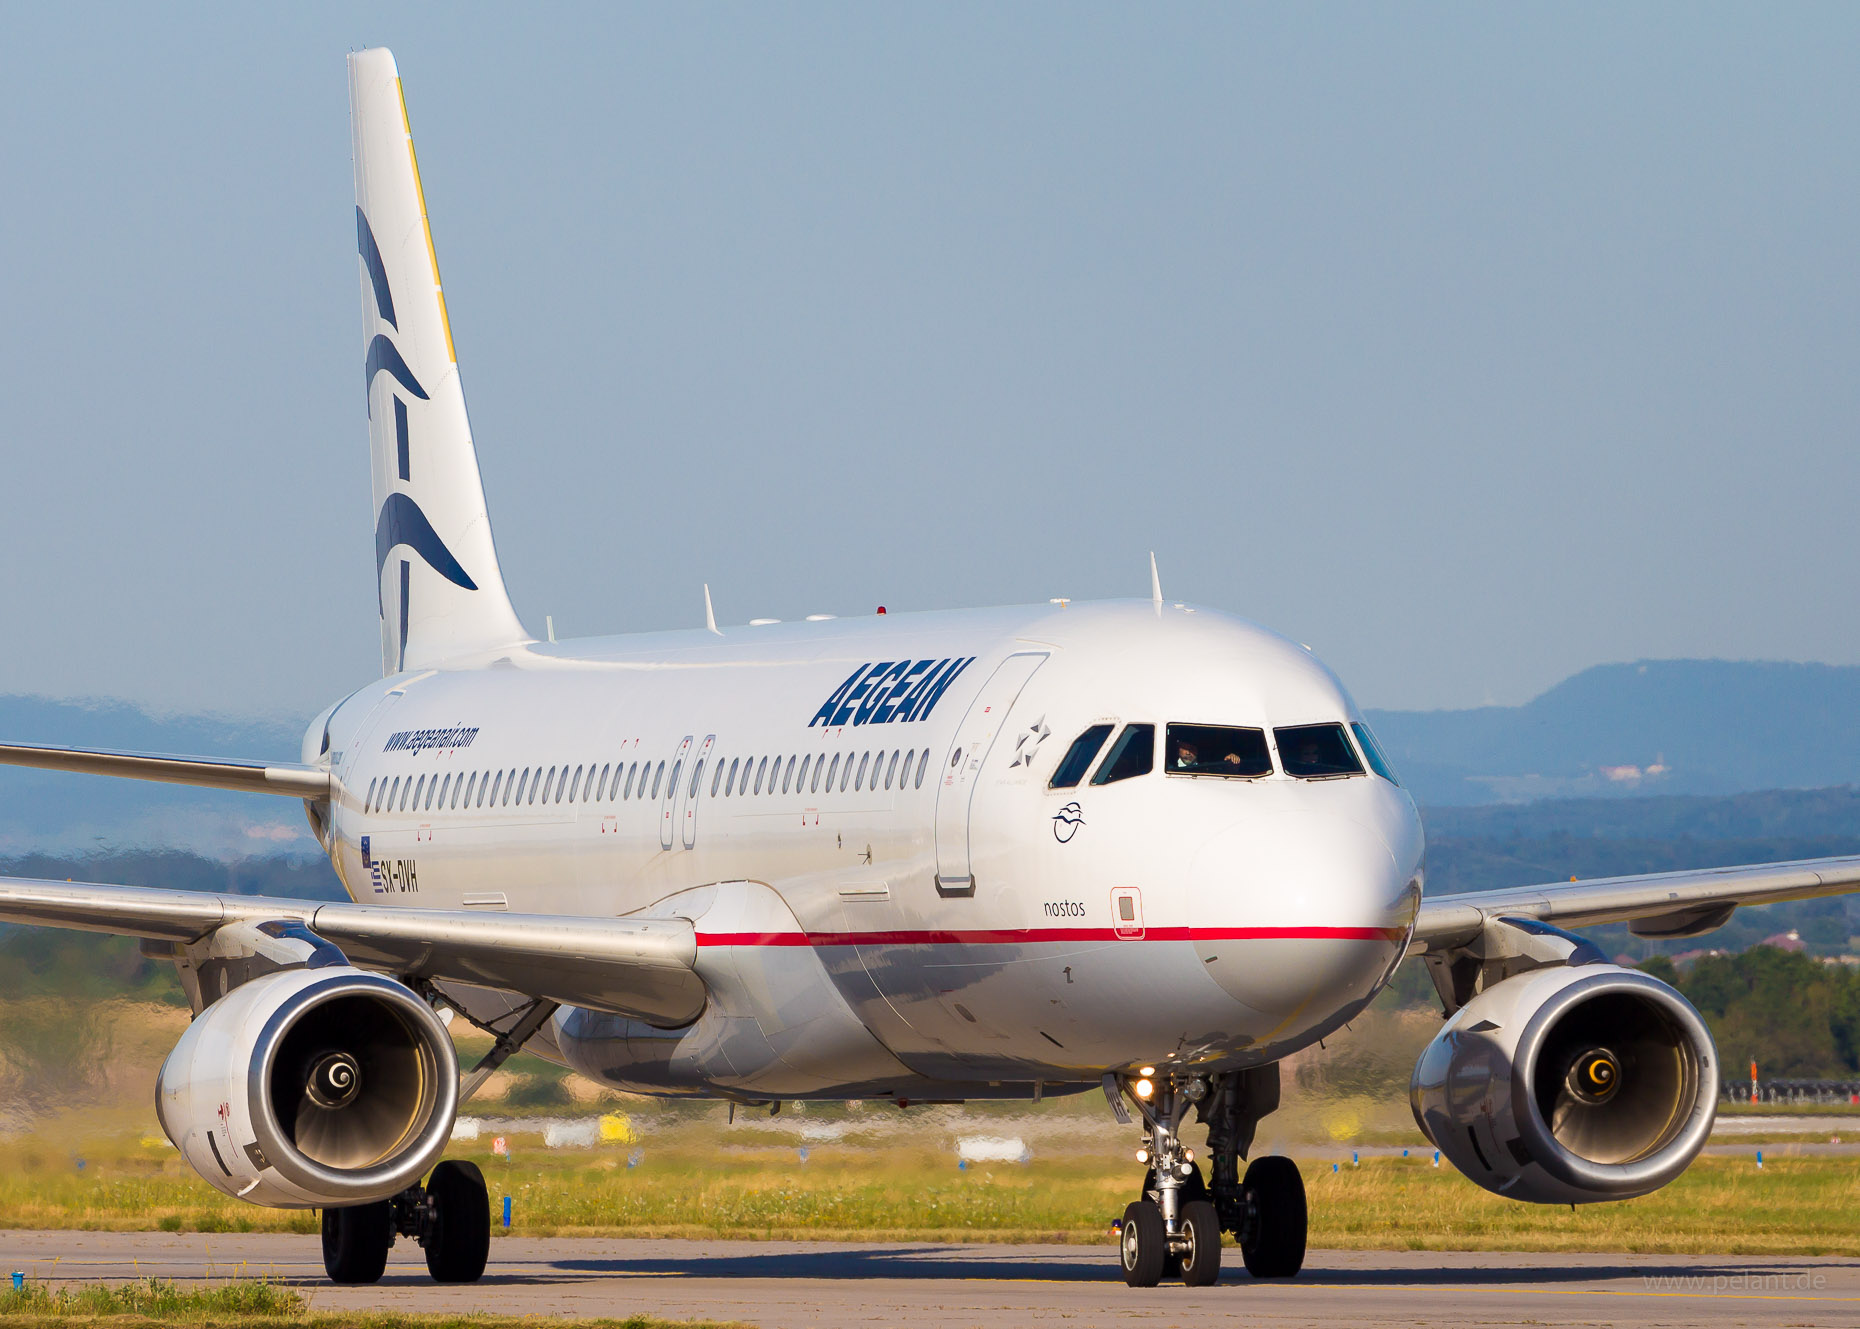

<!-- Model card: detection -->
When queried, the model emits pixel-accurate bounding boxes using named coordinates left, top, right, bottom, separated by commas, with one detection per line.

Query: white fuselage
left=308, top=598, right=1425, bottom=1101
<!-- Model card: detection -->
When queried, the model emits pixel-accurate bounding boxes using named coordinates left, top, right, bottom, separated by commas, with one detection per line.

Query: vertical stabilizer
left=349, top=48, right=527, bottom=675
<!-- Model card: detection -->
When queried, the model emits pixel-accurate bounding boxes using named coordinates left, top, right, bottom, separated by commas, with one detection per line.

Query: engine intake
left=1411, top=964, right=1717, bottom=1204
left=157, top=967, right=457, bottom=1207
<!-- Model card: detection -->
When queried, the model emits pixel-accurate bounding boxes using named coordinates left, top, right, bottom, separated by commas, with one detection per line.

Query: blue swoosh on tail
left=356, top=208, right=397, bottom=331
left=365, top=335, right=427, bottom=416
left=375, top=493, right=478, bottom=607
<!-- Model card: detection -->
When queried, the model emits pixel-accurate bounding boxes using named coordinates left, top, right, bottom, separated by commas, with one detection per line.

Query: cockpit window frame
left=1350, top=720, right=1402, bottom=787
left=1050, top=722, right=1116, bottom=789
left=1163, top=722, right=1274, bottom=780
left=1273, top=722, right=1367, bottom=781
left=1090, top=723, right=1156, bottom=786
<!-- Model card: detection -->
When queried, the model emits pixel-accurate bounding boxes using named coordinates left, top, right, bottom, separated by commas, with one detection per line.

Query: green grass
left=6, top=1131, right=1859, bottom=1255
left=0, top=1279, right=744, bottom=1327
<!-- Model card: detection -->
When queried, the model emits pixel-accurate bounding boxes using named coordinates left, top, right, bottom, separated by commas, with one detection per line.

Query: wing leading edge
left=0, top=742, right=330, bottom=798
left=0, top=876, right=703, bottom=1027
left=1412, top=854, right=1860, bottom=951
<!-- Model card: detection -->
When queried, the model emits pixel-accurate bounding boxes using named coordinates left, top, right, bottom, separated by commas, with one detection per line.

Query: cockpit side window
left=1091, top=723, right=1156, bottom=785
left=1350, top=721, right=1401, bottom=786
left=1166, top=723, right=1272, bottom=778
left=1275, top=723, right=1365, bottom=779
left=1050, top=724, right=1114, bottom=788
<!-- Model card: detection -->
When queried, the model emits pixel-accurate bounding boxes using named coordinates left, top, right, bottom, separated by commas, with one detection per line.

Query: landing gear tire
left=423, top=1160, right=491, bottom=1283
left=321, top=1201, right=392, bottom=1285
left=1239, top=1155, right=1306, bottom=1279
left=1178, top=1199, right=1222, bottom=1287
left=1119, top=1199, right=1167, bottom=1288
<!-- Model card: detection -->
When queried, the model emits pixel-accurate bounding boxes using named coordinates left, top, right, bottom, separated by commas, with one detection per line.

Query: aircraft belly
left=555, top=881, right=916, bottom=1097
left=852, top=937, right=1285, bottom=1078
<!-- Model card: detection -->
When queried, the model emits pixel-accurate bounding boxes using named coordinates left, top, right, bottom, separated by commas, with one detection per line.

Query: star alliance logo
left=1010, top=716, right=1051, bottom=768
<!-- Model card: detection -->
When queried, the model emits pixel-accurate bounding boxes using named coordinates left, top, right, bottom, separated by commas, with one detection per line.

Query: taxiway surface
left=1, top=1231, right=1854, bottom=1327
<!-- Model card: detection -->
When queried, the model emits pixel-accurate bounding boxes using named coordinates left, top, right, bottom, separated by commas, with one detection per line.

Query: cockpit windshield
left=1350, top=721, right=1401, bottom=786
left=1165, top=723, right=1272, bottom=778
left=1091, top=724, right=1155, bottom=785
left=1274, top=723, right=1365, bottom=779
left=1050, top=724, right=1114, bottom=789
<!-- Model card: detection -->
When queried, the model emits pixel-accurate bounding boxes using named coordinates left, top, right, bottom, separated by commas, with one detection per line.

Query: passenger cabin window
left=1050, top=724, right=1114, bottom=788
left=1091, top=724, right=1155, bottom=785
left=1351, top=722, right=1401, bottom=787
left=1276, top=723, right=1365, bottom=779
left=1166, top=723, right=1272, bottom=778
left=755, top=756, right=768, bottom=794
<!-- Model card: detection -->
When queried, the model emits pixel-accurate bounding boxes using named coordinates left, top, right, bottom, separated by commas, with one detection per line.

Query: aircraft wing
left=1412, top=853, right=1860, bottom=950
left=0, top=742, right=329, bottom=798
left=0, top=876, right=703, bottom=1026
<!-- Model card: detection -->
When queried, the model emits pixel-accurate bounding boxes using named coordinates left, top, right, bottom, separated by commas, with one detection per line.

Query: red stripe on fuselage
left=693, top=925, right=1405, bottom=948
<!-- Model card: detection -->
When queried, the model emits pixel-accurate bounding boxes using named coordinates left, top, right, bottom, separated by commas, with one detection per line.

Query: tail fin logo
left=359, top=206, right=478, bottom=666
left=374, top=493, right=478, bottom=594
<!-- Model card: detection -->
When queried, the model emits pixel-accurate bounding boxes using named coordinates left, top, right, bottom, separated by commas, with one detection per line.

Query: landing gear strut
left=1113, top=1067, right=1306, bottom=1287
left=320, top=1160, right=490, bottom=1285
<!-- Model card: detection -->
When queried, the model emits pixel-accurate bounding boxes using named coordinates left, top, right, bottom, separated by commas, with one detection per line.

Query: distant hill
left=0, top=695, right=315, bottom=857
left=1366, top=659, right=1860, bottom=806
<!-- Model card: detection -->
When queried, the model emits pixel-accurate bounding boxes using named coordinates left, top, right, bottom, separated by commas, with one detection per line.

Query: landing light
left=1139, top=1066, right=1156, bottom=1077
left=1135, top=1148, right=1149, bottom=1164
left=1134, top=1078, right=1154, bottom=1100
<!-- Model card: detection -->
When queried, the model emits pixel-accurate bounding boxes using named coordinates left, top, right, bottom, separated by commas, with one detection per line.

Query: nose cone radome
left=1190, top=807, right=1418, bottom=1020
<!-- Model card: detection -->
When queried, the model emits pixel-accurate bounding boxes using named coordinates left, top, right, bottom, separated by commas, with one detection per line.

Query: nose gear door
left=933, top=651, right=1048, bottom=895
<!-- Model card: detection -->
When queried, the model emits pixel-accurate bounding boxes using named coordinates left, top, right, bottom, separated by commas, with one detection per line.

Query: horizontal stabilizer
left=0, top=742, right=329, bottom=799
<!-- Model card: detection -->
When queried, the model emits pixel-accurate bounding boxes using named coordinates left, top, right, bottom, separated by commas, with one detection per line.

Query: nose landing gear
left=1113, top=1067, right=1305, bottom=1287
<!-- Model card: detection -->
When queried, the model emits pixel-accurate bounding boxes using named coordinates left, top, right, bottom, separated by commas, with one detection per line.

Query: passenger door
left=933, top=652, right=1048, bottom=896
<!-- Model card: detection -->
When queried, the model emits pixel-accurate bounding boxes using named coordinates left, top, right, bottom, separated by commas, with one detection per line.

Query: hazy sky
left=3, top=4, right=1855, bottom=720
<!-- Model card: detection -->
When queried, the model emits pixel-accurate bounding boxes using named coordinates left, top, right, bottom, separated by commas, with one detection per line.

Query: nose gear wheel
left=1111, top=1066, right=1306, bottom=1287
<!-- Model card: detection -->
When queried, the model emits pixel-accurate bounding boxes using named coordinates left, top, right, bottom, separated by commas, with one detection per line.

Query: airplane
left=4, top=45, right=1860, bottom=1290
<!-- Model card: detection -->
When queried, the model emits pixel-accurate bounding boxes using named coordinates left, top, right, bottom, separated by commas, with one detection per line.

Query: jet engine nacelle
left=155, top=967, right=457, bottom=1208
left=1410, top=963, right=1717, bottom=1205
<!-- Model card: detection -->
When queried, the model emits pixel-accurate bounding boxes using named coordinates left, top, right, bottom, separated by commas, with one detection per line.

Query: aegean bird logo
left=1052, top=802, right=1085, bottom=843
left=358, top=208, right=478, bottom=650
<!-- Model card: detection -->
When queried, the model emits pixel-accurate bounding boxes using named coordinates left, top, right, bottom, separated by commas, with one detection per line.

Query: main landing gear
left=1112, top=1066, right=1306, bottom=1288
left=321, top=1159, right=490, bottom=1284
